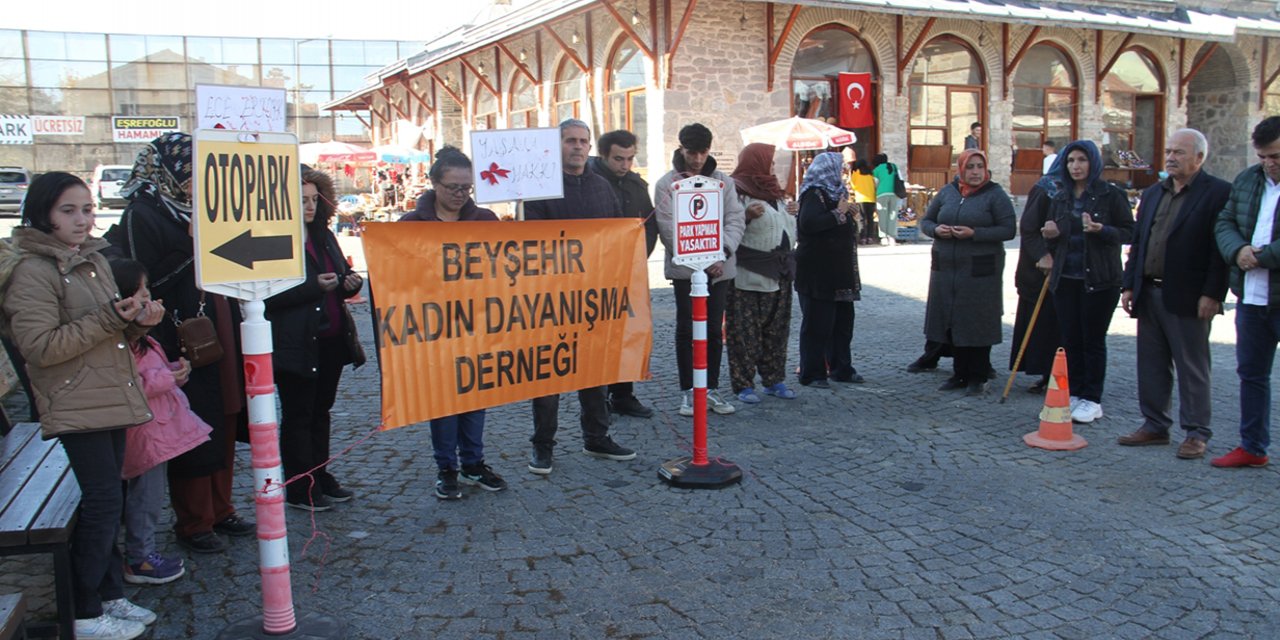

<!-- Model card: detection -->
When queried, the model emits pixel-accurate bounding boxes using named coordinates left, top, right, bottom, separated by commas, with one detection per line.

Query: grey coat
left=919, top=181, right=1017, bottom=346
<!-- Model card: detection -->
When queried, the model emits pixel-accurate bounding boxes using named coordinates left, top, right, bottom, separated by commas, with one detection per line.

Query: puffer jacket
left=122, top=336, right=212, bottom=479
left=1215, top=163, right=1280, bottom=305
left=0, top=229, right=152, bottom=439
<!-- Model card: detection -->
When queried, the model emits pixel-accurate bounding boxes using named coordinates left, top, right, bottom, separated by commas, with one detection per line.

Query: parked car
left=0, top=167, right=31, bottom=215
left=91, top=164, right=133, bottom=210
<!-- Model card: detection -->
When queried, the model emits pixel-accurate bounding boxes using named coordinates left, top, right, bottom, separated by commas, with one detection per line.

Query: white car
left=91, top=164, right=133, bottom=210
left=0, top=167, right=31, bottom=215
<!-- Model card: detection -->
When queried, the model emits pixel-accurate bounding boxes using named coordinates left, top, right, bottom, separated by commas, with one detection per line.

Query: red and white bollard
left=659, top=268, right=742, bottom=489
left=219, top=299, right=341, bottom=639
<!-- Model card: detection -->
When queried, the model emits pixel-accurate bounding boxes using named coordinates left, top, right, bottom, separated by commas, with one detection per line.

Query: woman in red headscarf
left=727, top=143, right=799, bottom=403
left=919, top=150, right=1017, bottom=395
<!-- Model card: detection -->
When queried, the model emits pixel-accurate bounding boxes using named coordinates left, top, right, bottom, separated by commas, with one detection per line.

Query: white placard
left=32, top=115, right=84, bottom=136
left=196, top=84, right=287, bottom=133
left=0, top=116, right=32, bottom=145
left=469, top=128, right=563, bottom=204
left=670, top=175, right=725, bottom=267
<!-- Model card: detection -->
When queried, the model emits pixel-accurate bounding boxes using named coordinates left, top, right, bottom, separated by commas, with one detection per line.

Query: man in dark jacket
left=1212, top=115, right=1280, bottom=468
left=1117, top=129, right=1230, bottom=460
left=588, top=129, right=655, bottom=419
left=523, top=119, right=637, bottom=475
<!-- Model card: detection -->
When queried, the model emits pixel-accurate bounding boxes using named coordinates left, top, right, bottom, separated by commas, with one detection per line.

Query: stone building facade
left=329, top=0, right=1280, bottom=192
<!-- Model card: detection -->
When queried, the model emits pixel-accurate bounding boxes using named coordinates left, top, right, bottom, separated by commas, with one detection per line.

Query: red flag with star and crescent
left=837, top=72, right=874, bottom=129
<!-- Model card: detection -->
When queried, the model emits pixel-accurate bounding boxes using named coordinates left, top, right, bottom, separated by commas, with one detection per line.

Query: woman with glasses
left=399, top=146, right=506, bottom=500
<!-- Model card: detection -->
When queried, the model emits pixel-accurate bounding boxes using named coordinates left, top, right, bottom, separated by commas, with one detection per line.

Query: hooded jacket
left=588, top=156, right=658, bottom=256
left=1044, top=140, right=1134, bottom=292
left=0, top=229, right=153, bottom=439
left=654, top=150, right=747, bottom=283
left=122, top=336, right=212, bottom=478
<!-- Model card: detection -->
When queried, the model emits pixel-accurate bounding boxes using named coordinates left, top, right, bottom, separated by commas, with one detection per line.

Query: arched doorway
left=1101, top=48, right=1163, bottom=188
left=472, top=84, right=497, bottom=130
left=908, top=37, right=985, bottom=188
left=509, top=73, right=537, bottom=128
left=1010, top=43, right=1078, bottom=193
left=552, top=58, right=583, bottom=124
left=605, top=38, right=648, bottom=173
left=789, top=25, right=879, bottom=187
left=1186, top=43, right=1250, bottom=180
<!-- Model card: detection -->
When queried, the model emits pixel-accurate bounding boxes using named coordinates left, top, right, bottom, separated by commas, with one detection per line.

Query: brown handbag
left=174, top=295, right=224, bottom=368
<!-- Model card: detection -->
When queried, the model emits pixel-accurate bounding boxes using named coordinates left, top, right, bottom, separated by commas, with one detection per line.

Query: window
left=26, top=31, right=106, bottom=61
left=1011, top=44, right=1077, bottom=151
left=605, top=39, right=647, bottom=169
left=1101, top=49, right=1164, bottom=169
left=510, top=74, right=538, bottom=128
left=553, top=58, right=583, bottom=124
left=790, top=26, right=880, bottom=171
left=908, top=38, right=984, bottom=156
left=0, top=58, right=26, bottom=86
left=473, top=85, right=497, bottom=130
left=0, top=30, right=23, bottom=58
left=28, top=60, right=110, bottom=89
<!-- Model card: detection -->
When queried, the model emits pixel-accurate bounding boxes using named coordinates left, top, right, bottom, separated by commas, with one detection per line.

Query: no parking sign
left=670, top=175, right=724, bottom=267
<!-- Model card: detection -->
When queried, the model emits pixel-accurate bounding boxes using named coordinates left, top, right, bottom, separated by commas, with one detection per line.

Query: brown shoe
left=1176, top=438, right=1208, bottom=460
left=1116, top=429, right=1170, bottom=446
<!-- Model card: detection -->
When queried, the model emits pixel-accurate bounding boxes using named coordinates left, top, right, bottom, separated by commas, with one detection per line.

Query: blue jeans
left=429, top=409, right=486, bottom=471
left=1234, top=304, right=1280, bottom=456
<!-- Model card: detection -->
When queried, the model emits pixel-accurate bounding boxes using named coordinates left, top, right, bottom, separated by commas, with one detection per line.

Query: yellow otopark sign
left=193, top=130, right=305, bottom=299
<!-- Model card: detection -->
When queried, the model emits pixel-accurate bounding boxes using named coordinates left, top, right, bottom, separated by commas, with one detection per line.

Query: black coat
left=1122, top=171, right=1231, bottom=317
left=588, top=156, right=658, bottom=256
left=1045, top=180, right=1135, bottom=292
left=103, top=194, right=241, bottom=476
left=1014, top=183, right=1052, bottom=297
left=264, top=227, right=365, bottom=376
left=794, top=188, right=859, bottom=300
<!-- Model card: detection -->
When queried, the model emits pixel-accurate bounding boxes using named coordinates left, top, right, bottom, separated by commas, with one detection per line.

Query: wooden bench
left=0, top=593, right=27, bottom=639
left=0, top=424, right=77, bottom=640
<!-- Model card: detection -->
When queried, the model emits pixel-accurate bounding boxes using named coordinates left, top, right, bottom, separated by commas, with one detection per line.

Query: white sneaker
left=678, top=390, right=694, bottom=417
left=102, top=598, right=156, bottom=625
left=75, top=614, right=145, bottom=640
left=707, top=390, right=736, bottom=415
left=1069, top=396, right=1081, bottom=412
left=1071, top=399, right=1103, bottom=424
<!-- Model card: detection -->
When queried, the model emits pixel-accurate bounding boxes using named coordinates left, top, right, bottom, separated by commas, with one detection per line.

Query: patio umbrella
left=371, top=144, right=430, bottom=164
left=300, top=141, right=376, bottom=164
left=739, top=116, right=856, bottom=151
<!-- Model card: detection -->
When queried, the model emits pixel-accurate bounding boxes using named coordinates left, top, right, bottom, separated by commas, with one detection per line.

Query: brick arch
left=771, top=10, right=897, bottom=91
left=1030, top=33, right=1096, bottom=90
left=1008, top=39, right=1082, bottom=88
left=904, top=26, right=999, bottom=90
left=1186, top=41, right=1252, bottom=179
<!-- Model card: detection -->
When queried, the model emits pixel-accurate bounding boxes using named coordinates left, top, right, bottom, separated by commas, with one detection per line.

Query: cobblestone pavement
left=4, top=237, right=1279, bottom=639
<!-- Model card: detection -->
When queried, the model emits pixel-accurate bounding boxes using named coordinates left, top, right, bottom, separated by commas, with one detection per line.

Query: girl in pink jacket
left=112, top=260, right=212, bottom=585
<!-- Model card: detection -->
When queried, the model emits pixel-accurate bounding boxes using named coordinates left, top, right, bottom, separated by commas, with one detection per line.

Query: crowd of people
left=7, top=114, right=1280, bottom=638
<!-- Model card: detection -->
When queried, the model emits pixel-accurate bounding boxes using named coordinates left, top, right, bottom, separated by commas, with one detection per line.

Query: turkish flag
left=837, top=72, right=874, bottom=129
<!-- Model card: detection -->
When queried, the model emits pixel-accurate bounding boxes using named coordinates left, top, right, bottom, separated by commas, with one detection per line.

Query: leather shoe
left=1176, top=438, right=1207, bottom=460
left=906, top=360, right=937, bottom=373
left=609, top=395, right=654, bottom=418
left=938, top=377, right=966, bottom=391
left=1116, top=429, right=1170, bottom=446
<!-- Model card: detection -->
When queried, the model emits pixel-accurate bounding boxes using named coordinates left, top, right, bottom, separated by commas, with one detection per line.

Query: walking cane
left=1000, top=276, right=1051, bottom=404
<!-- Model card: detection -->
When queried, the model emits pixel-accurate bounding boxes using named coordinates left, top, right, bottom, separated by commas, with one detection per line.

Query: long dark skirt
left=1009, top=291, right=1060, bottom=376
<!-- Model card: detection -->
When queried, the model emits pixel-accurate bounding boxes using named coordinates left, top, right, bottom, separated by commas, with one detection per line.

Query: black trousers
left=60, top=429, right=127, bottom=618
left=953, top=345, right=993, bottom=382
left=673, top=278, right=729, bottom=390
left=277, top=335, right=347, bottom=496
left=797, top=293, right=855, bottom=383
left=1053, top=278, right=1121, bottom=403
left=531, top=386, right=610, bottom=448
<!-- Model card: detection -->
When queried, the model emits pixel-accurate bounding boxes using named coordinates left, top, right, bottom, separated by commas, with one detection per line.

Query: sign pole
left=219, top=301, right=342, bottom=639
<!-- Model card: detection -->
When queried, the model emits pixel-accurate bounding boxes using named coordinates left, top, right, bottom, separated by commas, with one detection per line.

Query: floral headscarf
left=799, top=151, right=848, bottom=204
left=121, top=132, right=194, bottom=223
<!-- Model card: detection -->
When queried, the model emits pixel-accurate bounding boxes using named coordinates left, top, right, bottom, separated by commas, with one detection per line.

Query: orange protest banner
left=363, top=219, right=652, bottom=429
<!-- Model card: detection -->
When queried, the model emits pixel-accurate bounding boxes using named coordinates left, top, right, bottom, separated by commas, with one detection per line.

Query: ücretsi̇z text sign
left=364, top=219, right=652, bottom=429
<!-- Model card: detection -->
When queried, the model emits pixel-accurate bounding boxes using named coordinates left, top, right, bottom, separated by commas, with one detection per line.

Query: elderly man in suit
left=1117, top=128, right=1230, bottom=459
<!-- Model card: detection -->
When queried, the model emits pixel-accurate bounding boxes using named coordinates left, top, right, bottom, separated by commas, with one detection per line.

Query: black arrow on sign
left=210, top=230, right=294, bottom=269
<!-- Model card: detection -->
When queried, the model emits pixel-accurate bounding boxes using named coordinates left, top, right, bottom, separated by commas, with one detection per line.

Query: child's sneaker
left=435, top=469, right=462, bottom=500
left=124, top=552, right=185, bottom=585
left=460, top=463, right=507, bottom=492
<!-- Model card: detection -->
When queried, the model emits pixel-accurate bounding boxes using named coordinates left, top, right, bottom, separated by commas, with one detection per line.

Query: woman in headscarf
left=727, top=143, right=798, bottom=403
left=1039, top=139, right=1134, bottom=423
left=267, top=166, right=366, bottom=511
left=920, top=149, right=1017, bottom=395
left=795, top=151, right=861, bottom=389
left=1009, top=155, right=1064, bottom=393
left=104, top=133, right=255, bottom=554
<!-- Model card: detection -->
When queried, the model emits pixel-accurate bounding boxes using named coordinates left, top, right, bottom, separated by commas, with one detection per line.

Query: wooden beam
left=898, top=17, right=936, bottom=93
left=669, top=0, right=699, bottom=58
left=766, top=3, right=801, bottom=93
left=1265, top=52, right=1280, bottom=104
left=352, top=113, right=370, bottom=131
left=650, top=0, right=659, bottom=66
left=1180, top=41, right=1218, bottom=91
left=600, top=0, right=656, bottom=60
left=379, top=88, right=411, bottom=121
left=1261, top=39, right=1270, bottom=110
left=428, top=69, right=464, bottom=107
left=1097, top=33, right=1135, bottom=83
left=497, top=42, right=538, bottom=85
left=460, top=57, right=499, bottom=98
left=544, top=25, right=588, bottom=72
left=586, top=10, right=594, bottom=69
left=1004, top=25, right=1041, bottom=95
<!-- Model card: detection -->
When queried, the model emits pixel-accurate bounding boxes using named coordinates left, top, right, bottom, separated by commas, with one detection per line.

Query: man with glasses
left=522, top=119, right=637, bottom=475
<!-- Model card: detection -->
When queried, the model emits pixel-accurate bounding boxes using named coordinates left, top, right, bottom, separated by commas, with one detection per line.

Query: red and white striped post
left=219, top=299, right=341, bottom=639
left=659, top=268, right=742, bottom=489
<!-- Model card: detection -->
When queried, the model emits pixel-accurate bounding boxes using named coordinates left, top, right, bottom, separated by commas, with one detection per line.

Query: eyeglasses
left=437, top=183, right=474, bottom=195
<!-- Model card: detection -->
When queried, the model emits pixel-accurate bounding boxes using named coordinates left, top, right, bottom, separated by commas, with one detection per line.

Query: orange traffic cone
left=1023, top=348, right=1087, bottom=450
left=345, top=255, right=367, bottom=305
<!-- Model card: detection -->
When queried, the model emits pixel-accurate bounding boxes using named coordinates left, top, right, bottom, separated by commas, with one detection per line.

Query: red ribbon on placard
left=480, top=162, right=510, bottom=185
